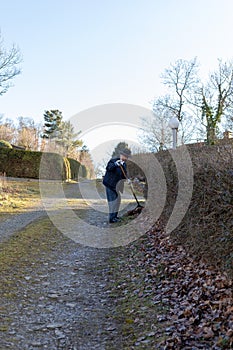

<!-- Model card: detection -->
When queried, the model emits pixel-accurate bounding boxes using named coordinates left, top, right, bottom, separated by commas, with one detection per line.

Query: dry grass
left=0, top=177, right=40, bottom=215
left=0, top=177, right=41, bottom=215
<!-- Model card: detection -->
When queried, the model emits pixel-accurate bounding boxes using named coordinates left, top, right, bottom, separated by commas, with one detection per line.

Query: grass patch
left=0, top=179, right=85, bottom=215
left=0, top=178, right=41, bottom=214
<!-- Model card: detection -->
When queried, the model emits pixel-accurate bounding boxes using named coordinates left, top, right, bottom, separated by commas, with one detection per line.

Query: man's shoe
left=109, top=218, right=120, bottom=223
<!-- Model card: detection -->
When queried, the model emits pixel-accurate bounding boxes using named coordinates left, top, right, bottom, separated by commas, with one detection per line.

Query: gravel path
left=0, top=209, right=46, bottom=243
left=1, top=236, right=122, bottom=349
left=0, top=181, right=141, bottom=350
left=0, top=177, right=46, bottom=243
left=1, top=181, right=231, bottom=349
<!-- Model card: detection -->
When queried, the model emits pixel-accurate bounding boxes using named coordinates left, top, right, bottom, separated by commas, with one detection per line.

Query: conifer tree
left=111, top=142, right=129, bottom=158
left=41, top=110, right=63, bottom=139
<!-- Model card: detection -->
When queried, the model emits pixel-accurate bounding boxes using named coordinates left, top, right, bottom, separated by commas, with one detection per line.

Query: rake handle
left=119, top=163, right=141, bottom=207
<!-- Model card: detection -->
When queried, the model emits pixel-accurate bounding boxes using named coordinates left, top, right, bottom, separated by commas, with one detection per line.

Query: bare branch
left=161, top=57, right=199, bottom=122
left=0, top=33, right=22, bottom=96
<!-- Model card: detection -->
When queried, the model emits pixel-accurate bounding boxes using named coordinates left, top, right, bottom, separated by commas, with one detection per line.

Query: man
left=103, top=148, right=131, bottom=223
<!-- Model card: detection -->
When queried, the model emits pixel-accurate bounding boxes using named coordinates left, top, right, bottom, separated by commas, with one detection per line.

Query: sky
left=1, top=0, right=233, bottom=157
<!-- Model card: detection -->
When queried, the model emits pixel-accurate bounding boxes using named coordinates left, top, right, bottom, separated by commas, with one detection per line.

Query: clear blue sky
left=0, top=0, right=233, bottom=125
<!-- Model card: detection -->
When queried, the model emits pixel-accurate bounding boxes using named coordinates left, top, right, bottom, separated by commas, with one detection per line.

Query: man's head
left=120, top=148, right=131, bottom=161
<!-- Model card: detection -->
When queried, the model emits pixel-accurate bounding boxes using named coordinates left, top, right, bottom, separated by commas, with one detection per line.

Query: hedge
left=68, top=158, right=81, bottom=180
left=128, top=141, right=233, bottom=277
left=0, top=148, right=86, bottom=181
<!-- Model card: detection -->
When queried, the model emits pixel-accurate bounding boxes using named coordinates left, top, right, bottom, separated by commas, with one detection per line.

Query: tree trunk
left=206, top=124, right=217, bottom=145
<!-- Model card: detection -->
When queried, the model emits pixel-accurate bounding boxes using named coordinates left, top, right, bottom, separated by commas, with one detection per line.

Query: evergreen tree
left=41, top=110, right=63, bottom=139
left=111, top=142, right=129, bottom=158
left=56, top=120, right=83, bottom=156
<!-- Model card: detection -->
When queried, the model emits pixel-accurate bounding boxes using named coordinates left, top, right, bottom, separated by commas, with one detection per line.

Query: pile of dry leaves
left=120, top=142, right=233, bottom=348
left=139, top=222, right=233, bottom=349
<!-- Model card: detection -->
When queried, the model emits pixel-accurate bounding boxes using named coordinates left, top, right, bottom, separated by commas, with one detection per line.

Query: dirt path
left=0, top=228, right=122, bottom=349
left=1, top=181, right=232, bottom=349
left=0, top=209, right=46, bottom=243
left=0, top=181, right=147, bottom=349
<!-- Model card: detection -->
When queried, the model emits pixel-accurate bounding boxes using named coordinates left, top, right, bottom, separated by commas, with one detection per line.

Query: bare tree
left=150, top=57, right=233, bottom=145
left=94, top=162, right=105, bottom=178
left=161, top=57, right=199, bottom=122
left=16, top=117, right=42, bottom=150
left=139, top=105, right=173, bottom=151
left=0, top=33, right=22, bottom=96
left=148, top=58, right=200, bottom=144
left=0, top=117, right=15, bottom=142
left=78, top=145, right=95, bottom=178
left=152, top=95, right=199, bottom=145
left=192, top=59, right=233, bottom=144
left=222, top=109, right=233, bottom=132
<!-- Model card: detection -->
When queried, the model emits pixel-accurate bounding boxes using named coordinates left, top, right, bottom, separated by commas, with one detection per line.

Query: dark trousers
left=106, top=187, right=121, bottom=221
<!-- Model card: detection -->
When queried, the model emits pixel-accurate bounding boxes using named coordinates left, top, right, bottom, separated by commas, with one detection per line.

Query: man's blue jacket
left=103, top=158, right=127, bottom=193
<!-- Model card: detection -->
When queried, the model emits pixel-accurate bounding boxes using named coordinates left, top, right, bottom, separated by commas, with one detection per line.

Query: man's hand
left=115, top=160, right=124, bottom=166
left=127, top=179, right=132, bottom=185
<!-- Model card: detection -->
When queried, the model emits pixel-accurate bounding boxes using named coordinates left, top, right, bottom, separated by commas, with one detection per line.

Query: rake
left=119, top=163, right=144, bottom=214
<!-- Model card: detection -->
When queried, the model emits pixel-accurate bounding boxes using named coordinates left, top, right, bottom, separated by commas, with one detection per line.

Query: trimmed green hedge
left=0, top=148, right=42, bottom=178
left=0, top=148, right=86, bottom=181
left=39, top=152, right=66, bottom=180
left=68, top=158, right=81, bottom=180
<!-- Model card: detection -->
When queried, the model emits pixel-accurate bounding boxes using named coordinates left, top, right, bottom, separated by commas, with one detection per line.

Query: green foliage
left=63, top=157, right=71, bottom=181
left=0, top=148, right=42, bottom=178
left=56, top=120, right=83, bottom=154
left=39, top=152, right=68, bottom=180
left=41, top=110, right=63, bottom=139
left=111, top=142, right=129, bottom=158
left=41, top=111, right=83, bottom=157
left=0, top=140, right=12, bottom=149
left=68, top=158, right=81, bottom=180
left=80, top=165, right=87, bottom=178
left=0, top=148, right=88, bottom=181
left=0, top=142, right=88, bottom=180
left=201, top=89, right=221, bottom=144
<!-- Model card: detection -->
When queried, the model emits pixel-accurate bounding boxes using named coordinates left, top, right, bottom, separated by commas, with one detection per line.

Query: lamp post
left=168, top=117, right=179, bottom=149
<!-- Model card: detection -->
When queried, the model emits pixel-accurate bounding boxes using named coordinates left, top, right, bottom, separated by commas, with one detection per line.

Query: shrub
left=0, top=148, right=88, bottom=181
left=68, top=158, right=81, bottom=180
left=131, top=142, right=233, bottom=277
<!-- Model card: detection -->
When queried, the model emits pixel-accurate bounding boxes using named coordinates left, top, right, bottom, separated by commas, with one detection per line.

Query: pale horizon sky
left=1, top=0, right=233, bottom=153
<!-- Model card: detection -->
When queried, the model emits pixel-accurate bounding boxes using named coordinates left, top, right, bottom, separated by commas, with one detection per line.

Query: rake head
left=127, top=205, right=144, bottom=217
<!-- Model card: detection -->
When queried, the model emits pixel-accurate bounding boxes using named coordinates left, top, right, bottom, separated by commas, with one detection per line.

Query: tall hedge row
left=128, top=141, right=233, bottom=277
left=68, top=157, right=85, bottom=180
left=0, top=148, right=86, bottom=181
